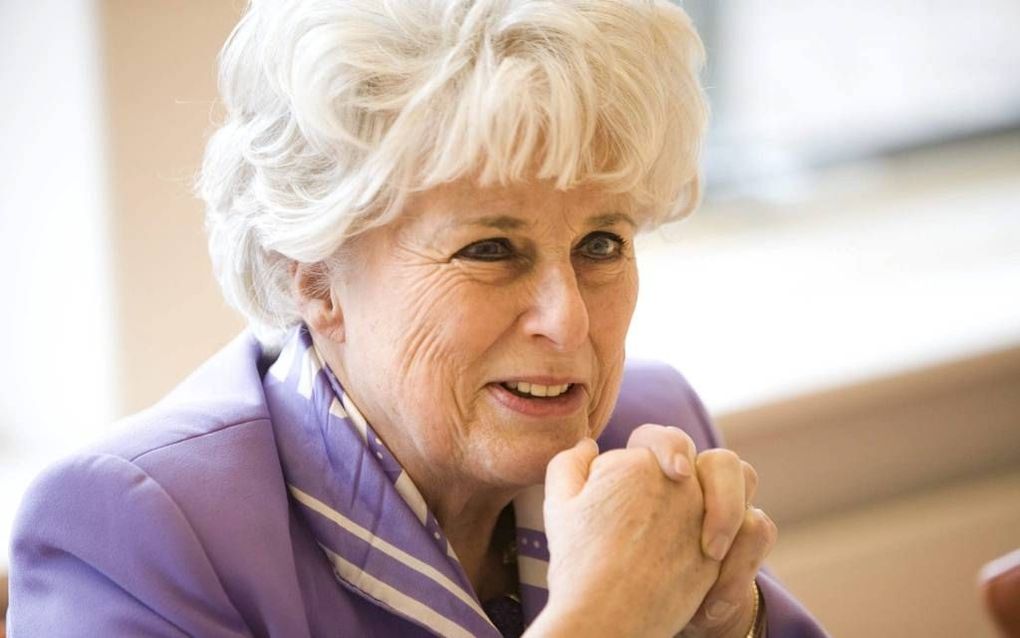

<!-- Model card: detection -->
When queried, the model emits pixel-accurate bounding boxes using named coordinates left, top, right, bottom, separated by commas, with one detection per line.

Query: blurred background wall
left=2, top=1, right=1018, bottom=636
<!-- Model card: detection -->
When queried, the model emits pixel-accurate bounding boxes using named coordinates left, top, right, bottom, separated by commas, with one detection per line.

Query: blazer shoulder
left=72, top=406, right=294, bottom=596
left=12, top=451, right=223, bottom=565
left=11, top=420, right=300, bottom=636
left=72, top=397, right=282, bottom=527
left=8, top=452, right=252, bottom=637
left=600, top=360, right=721, bottom=452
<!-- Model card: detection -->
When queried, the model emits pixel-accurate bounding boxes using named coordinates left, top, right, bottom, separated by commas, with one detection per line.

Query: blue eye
left=455, top=238, right=514, bottom=261
left=578, top=232, right=625, bottom=260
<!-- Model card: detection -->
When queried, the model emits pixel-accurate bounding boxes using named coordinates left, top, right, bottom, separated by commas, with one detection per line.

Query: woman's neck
left=422, top=478, right=520, bottom=599
left=436, top=497, right=519, bottom=601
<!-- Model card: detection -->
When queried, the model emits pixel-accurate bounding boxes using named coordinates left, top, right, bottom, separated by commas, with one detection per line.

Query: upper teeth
left=503, top=382, right=571, bottom=397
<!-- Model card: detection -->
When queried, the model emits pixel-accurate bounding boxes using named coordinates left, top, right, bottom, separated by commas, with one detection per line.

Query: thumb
left=545, top=438, right=599, bottom=506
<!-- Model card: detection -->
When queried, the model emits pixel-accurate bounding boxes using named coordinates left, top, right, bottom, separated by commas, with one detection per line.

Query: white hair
left=199, top=0, right=708, bottom=343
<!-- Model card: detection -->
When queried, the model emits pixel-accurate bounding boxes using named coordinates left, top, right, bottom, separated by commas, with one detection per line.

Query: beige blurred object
left=723, top=346, right=1020, bottom=637
left=721, top=346, right=1020, bottom=527
left=100, top=1, right=246, bottom=415
left=981, top=549, right=1020, bottom=637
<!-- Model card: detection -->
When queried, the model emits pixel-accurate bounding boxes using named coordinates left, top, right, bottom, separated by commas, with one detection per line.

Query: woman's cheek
left=391, top=271, right=468, bottom=356
left=585, top=262, right=636, bottom=434
left=585, top=265, right=638, bottom=336
left=589, top=351, right=628, bottom=437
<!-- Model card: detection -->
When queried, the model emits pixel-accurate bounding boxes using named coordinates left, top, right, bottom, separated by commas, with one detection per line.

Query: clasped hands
left=530, top=425, right=776, bottom=638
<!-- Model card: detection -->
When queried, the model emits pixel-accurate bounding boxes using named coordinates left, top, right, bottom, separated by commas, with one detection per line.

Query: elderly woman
left=8, top=1, right=825, bottom=636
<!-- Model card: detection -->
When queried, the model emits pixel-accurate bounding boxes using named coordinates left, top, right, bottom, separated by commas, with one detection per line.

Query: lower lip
left=486, top=383, right=586, bottom=418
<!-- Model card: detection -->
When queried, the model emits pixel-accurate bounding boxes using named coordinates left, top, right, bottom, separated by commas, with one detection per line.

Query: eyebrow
left=466, top=212, right=637, bottom=231
left=587, top=212, right=637, bottom=229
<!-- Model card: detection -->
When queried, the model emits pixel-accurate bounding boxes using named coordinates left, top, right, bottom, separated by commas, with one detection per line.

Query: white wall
left=0, top=0, right=116, bottom=565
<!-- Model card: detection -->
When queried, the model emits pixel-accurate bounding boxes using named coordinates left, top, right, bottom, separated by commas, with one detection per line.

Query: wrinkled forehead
left=398, top=177, right=647, bottom=233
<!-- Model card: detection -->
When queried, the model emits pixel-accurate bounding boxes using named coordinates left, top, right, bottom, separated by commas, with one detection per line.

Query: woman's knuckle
left=634, top=449, right=664, bottom=475
left=631, top=422, right=659, bottom=438
left=755, top=508, right=779, bottom=545
left=629, top=423, right=671, bottom=448
left=737, top=509, right=765, bottom=545
left=698, top=448, right=740, bottom=469
left=595, top=448, right=656, bottom=479
left=741, top=460, right=759, bottom=484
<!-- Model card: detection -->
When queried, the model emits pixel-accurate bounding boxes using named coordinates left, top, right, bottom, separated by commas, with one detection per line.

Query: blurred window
left=682, top=0, right=1020, bottom=190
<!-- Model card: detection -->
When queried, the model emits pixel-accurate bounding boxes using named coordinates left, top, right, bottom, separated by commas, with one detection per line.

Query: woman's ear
left=292, top=261, right=345, bottom=343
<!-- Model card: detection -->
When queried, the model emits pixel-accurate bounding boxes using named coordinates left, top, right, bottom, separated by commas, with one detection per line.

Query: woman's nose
left=520, top=263, right=590, bottom=352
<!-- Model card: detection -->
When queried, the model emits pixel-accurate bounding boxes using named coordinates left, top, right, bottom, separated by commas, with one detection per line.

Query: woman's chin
left=480, top=457, right=549, bottom=490
left=474, top=426, right=588, bottom=489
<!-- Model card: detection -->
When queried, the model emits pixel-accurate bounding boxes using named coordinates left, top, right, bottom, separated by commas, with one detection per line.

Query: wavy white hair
left=199, top=0, right=708, bottom=343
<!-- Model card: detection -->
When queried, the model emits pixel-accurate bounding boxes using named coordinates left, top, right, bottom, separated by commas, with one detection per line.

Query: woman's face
left=322, top=178, right=639, bottom=492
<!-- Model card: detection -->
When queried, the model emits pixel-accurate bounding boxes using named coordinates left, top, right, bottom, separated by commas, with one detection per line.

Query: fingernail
left=706, top=599, right=737, bottom=621
left=707, top=535, right=729, bottom=561
left=672, top=454, right=692, bottom=478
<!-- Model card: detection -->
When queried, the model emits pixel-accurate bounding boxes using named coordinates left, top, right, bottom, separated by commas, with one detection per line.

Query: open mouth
left=488, top=379, right=585, bottom=417
left=499, top=381, right=574, bottom=399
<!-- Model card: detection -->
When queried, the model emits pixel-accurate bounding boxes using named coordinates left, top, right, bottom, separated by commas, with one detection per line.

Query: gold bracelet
left=745, top=580, right=762, bottom=638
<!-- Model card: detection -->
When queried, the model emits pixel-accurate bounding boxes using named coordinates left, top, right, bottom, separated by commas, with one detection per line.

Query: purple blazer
left=7, top=331, right=827, bottom=637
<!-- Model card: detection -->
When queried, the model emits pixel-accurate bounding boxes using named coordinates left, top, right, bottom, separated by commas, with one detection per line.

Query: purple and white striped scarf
left=262, top=325, right=551, bottom=636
